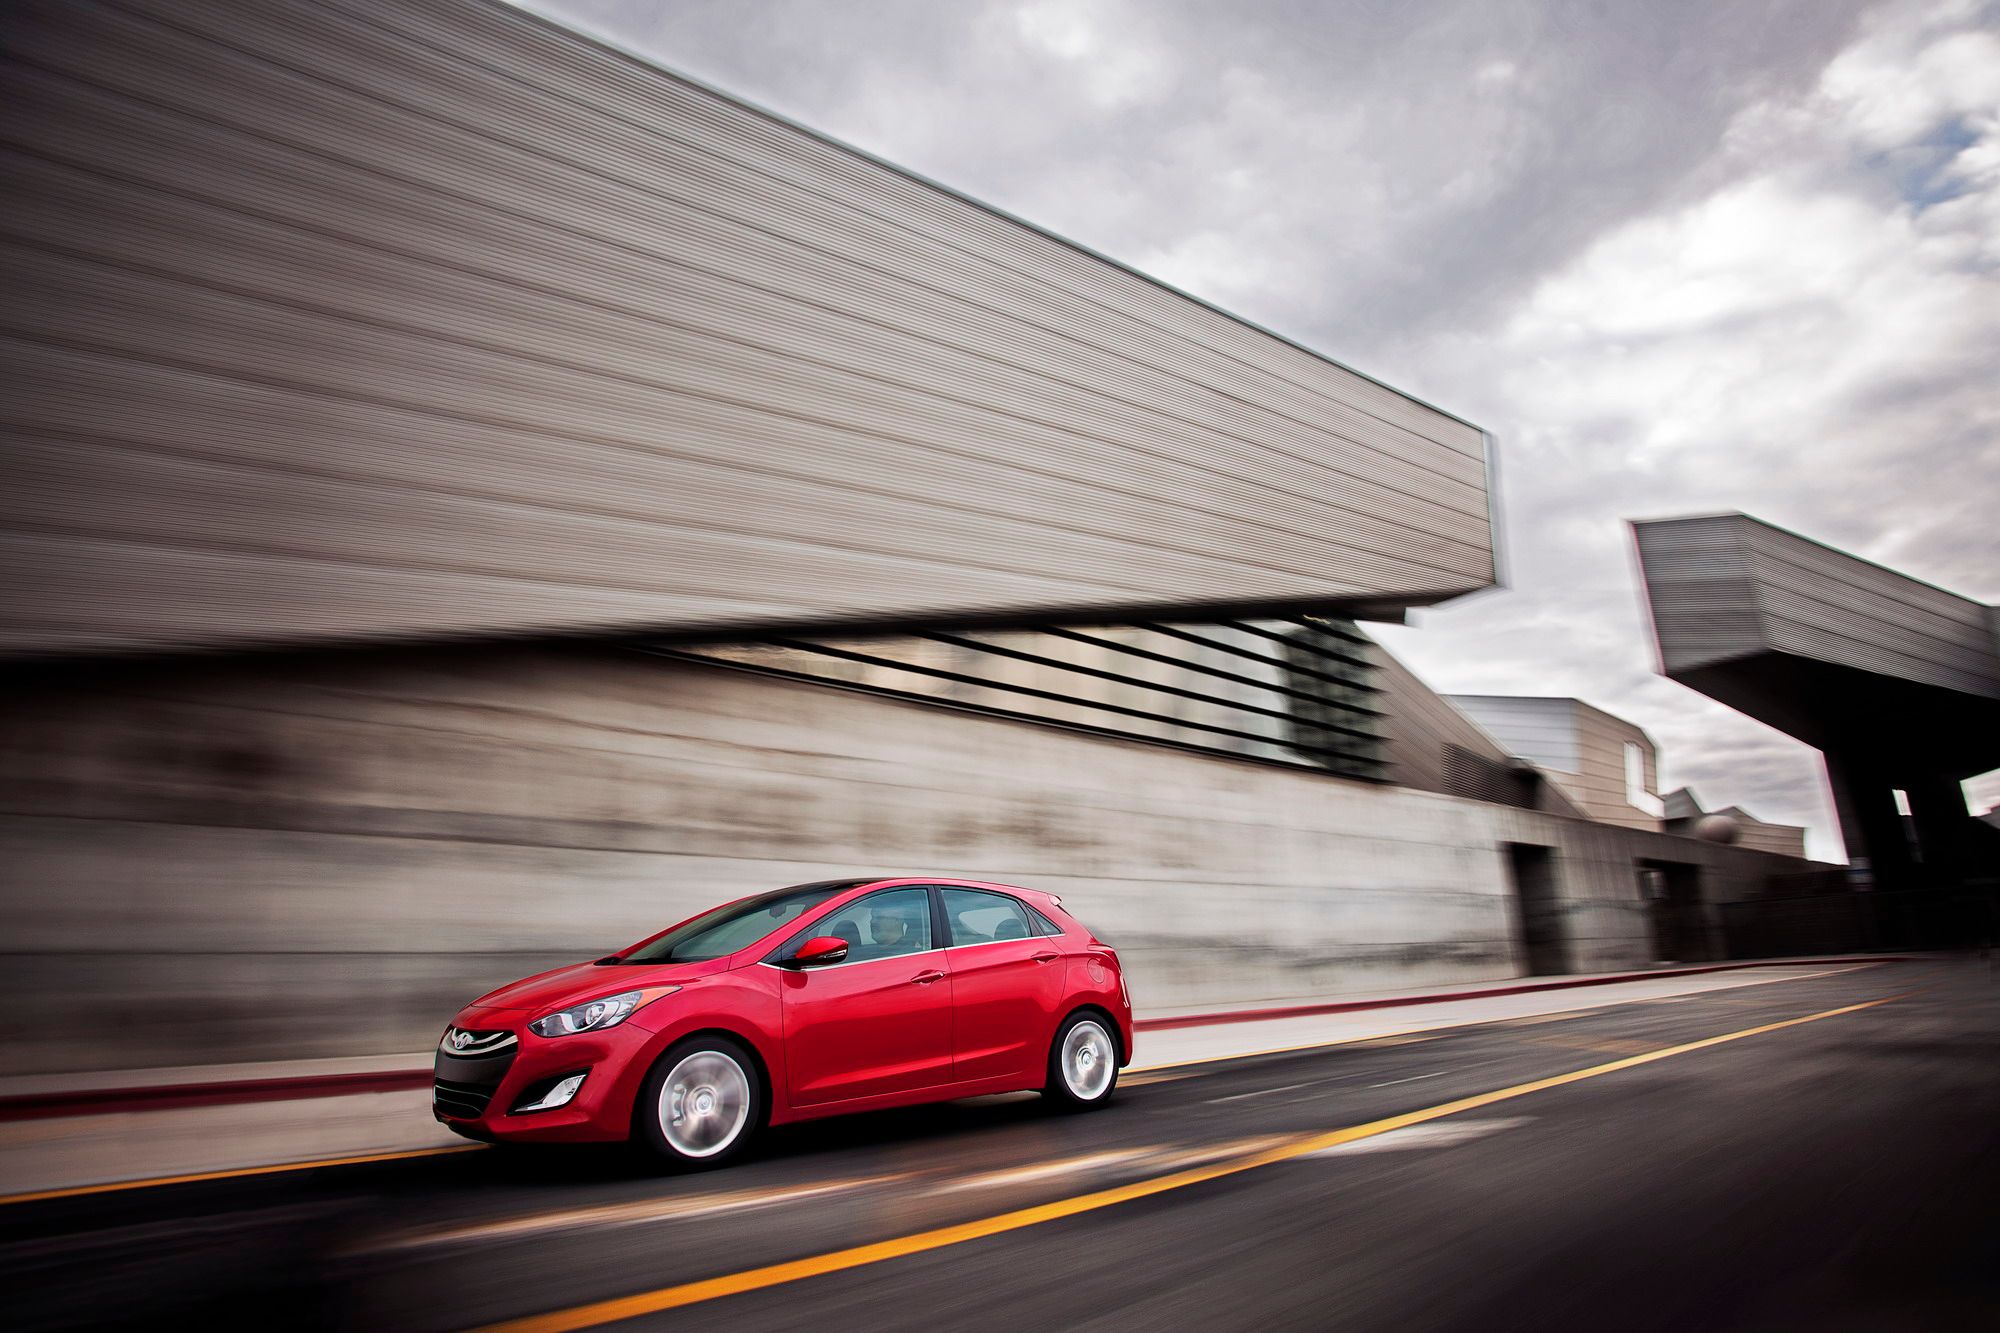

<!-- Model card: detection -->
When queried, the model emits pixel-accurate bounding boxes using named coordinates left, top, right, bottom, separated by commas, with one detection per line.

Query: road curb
left=0, top=1070, right=436, bottom=1122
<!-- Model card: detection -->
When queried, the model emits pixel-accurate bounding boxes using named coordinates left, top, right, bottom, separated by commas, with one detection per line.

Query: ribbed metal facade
left=0, top=0, right=1493, bottom=657
left=1635, top=514, right=2000, bottom=700
left=1444, top=696, right=1582, bottom=774
left=1634, top=512, right=1999, bottom=891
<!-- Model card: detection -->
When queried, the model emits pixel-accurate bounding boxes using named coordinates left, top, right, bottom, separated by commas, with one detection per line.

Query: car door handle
left=910, top=970, right=946, bottom=985
left=1031, top=952, right=1060, bottom=964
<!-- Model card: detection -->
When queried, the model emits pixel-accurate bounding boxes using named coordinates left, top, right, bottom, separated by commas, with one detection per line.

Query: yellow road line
left=0, top=1143, right=483, bottom=1208
left=471, top=992, right=1905, bottom=1333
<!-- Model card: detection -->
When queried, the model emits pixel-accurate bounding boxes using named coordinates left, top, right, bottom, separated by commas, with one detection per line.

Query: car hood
left=470, top=954, right=734, bottom=1013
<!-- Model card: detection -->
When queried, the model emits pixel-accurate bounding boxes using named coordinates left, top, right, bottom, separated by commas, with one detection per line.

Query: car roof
left=716, top=876, right=1066, bottom=969
left=845, top=876, right=1058, bottom=904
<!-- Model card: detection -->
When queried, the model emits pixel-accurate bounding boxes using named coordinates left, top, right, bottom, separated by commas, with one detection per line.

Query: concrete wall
left=0, top=643, right=1803, bottom=1074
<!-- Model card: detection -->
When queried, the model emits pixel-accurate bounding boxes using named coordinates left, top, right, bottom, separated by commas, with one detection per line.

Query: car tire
left=635, top=1035, right=762, bottom=1168
left=1042, top=1010, right=1120, bottom=1111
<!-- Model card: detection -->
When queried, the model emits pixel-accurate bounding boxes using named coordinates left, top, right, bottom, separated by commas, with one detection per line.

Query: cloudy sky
left=528, top=0, right=2000, bottom=859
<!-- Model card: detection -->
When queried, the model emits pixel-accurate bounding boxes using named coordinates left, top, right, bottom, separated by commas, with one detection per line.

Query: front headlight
left=528, top=987, right=677, bottom=1037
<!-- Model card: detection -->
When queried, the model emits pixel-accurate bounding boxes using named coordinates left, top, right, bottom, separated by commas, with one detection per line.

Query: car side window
left=941, top=888, right=1034, bottom=946
left=806, top=888, right=932, bottom=962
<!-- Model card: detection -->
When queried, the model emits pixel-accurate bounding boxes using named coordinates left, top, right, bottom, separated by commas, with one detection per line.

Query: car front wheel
left=637, top=1036, right=761, bottom=1167
left=1043, top=1011, right=1119, bottom=1110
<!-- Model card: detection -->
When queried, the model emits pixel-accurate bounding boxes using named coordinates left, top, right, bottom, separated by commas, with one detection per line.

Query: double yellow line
left=474, top=992, right=1905, bottom=1333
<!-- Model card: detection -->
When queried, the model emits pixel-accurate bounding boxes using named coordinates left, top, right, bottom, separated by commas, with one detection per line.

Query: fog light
left=514, top=1072, right=586, bottom=1113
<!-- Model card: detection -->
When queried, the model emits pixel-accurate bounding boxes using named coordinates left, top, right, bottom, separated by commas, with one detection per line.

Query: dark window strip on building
left=1036, top=625, right=1383, bottom=717
left=1130, top=622, right=1384, bottom=699
left=662, top=620, right=1386, bottom=780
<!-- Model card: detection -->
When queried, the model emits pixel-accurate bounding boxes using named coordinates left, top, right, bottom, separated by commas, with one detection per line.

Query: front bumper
left=432, top=1007, right=656, bottom=1144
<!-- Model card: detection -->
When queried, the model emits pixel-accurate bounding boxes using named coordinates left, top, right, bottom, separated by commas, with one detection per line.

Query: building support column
left=1822, top=751, right=1914, bottom=891
left=1905, top=774, right=1992, bottom=886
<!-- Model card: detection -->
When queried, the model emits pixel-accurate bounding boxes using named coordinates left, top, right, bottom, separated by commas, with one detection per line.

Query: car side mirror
left=787, top=936, right=849, bottom=968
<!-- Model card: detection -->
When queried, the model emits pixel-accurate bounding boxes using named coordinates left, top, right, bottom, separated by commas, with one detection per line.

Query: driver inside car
left=866, top=902, right=923, bottom=959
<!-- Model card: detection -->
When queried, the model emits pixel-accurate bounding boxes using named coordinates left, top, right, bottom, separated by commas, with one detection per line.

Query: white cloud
left=1821, top=9, right=2000, bottom=148
left=1012, top=0, right=1174, bottom=109
left=1967, top=768, right=2000, bottom=815
left=1380, top=0, right=2000, bottom=859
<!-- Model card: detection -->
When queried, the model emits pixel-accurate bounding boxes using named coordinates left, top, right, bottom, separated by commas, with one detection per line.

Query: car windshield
left=617, top=880, right=865, bottom=963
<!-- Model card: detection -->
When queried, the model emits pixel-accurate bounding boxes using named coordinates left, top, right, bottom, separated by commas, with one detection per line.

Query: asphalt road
left=5, top=960, right=1994, bottom=1332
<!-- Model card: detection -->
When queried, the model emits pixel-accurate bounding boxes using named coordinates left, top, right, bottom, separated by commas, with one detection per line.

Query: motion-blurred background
left=0, top=1, right=1995, bottom=1327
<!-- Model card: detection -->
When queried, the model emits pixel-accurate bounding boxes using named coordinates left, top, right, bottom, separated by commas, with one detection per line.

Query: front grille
left=433, top=1026, right=518, bottom=1119
left=438, top=1027, right=517, bottom=1057
left=434, top=1077, right=498, bottom=1119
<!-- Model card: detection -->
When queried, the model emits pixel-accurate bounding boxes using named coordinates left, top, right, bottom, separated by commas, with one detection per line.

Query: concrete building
left=1369, top=645, right=1586, bottom=817
left=1446, top=696, right=1666, bottom=831
left=0, top=641, right=1809, bottom=1073
left=0, top=0, right=1822, bottom=1077
left=688, top=619, right=1594, bottom=815
left=1634, top=513, right=2000, bottom=893
left=1662, top=788, right=1809, bottom=861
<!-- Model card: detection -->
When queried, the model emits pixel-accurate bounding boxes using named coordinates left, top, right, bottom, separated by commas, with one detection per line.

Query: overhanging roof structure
left=1633, top=513, right=2000, bottom=778
left=0, top=0, right=1493, bottom=658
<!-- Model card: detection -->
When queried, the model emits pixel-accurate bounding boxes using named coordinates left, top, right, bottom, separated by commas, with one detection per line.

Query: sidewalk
left=1134, top=959, right=1889, bottom=1067
left=0, top=957, right=1898, bottom=1200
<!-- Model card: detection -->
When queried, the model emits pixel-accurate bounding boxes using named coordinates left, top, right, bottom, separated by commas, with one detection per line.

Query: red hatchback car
left=434, top=877, right=1133, bottom=1166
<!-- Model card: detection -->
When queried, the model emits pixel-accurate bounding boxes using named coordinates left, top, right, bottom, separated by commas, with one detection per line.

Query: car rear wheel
left=637, top=1036, right=761, bottom=1167
left=1043, top=1011, right=1119, bottom=1110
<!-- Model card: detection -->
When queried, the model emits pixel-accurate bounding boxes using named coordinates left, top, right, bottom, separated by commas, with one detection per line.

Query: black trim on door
left=927, top=885, right=953, bottom=949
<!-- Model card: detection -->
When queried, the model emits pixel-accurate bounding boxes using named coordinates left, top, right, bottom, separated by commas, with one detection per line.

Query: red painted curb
left=0, top=1070, right=435, bottom=1122
left=3, top=955, right=1906, bottom=1121
left=1132, top=956, right=1908, bottom=1032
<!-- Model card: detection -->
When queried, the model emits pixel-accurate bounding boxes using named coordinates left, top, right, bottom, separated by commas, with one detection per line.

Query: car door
left=774, top=887, right=954, bottom=1106
left=939, top=887, right=1068, bottom=1084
